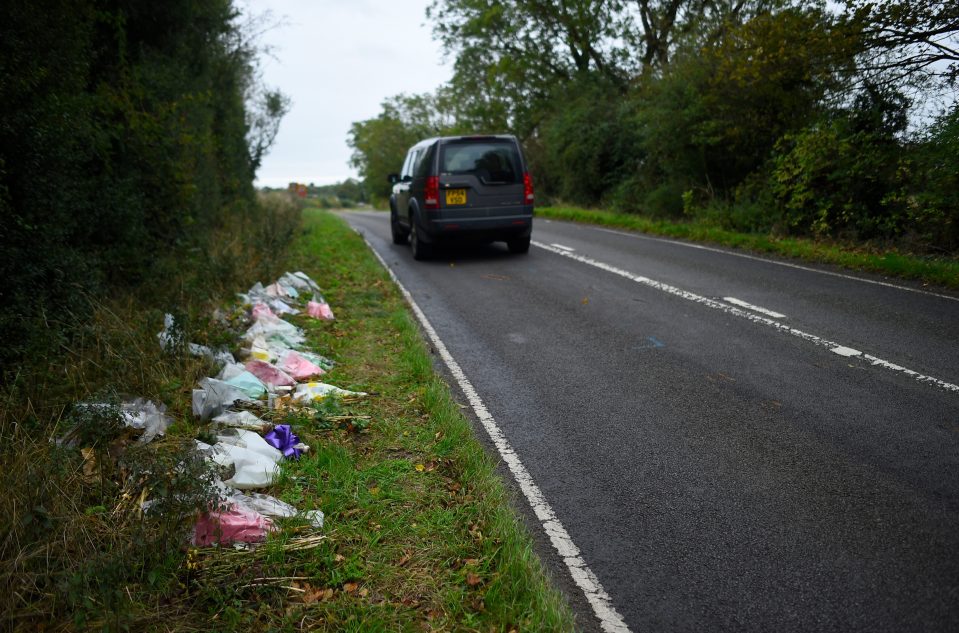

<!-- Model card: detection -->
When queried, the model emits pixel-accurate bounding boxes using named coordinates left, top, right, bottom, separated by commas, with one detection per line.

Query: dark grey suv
left=388, top=135, right=534, bottom=260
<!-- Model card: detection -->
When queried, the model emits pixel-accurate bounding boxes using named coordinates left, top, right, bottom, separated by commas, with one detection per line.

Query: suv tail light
left=424, top=176, right=439, bottom=209
left=523, top=172, right=534, bottom=204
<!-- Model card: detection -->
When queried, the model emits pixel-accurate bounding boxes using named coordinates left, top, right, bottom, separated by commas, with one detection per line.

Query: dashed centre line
left=723, top=297, right=787, bottom=319
left=592, top=226, right=959, bottom=302
left=532, top=241, right=959, bottom=395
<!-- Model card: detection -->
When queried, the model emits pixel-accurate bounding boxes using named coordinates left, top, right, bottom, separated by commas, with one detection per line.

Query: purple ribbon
left=264, top=424, right=301, bottom=459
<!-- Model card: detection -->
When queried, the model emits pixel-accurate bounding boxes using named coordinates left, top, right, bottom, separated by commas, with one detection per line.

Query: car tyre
left=507, top=235, right=531, bottom=254
left=390, top=207, right=408, bottom=245
left=410, top=217, right=432, bottom=261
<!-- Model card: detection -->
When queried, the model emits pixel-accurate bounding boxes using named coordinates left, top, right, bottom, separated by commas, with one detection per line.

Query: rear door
left=437, top=138, right=525, bottom=221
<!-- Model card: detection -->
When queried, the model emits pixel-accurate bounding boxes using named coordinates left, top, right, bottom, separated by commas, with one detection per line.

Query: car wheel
left=507, top=235, right=531, bottom=254
left=410, top=218, right=432, bottom=261
left=390, top=207, right=408, bottom=245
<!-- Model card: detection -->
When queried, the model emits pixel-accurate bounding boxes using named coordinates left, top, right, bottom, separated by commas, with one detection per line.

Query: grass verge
left=218, top=207, right=575, bottom=630
left=537, top=205, right=959, bottom=289
left=2, top=197, right=574, bottom=630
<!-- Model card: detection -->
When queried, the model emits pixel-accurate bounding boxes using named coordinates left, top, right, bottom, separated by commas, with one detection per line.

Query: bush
left=0, top=192, right=301, bottom=627
left=537, top=77, right=642, bottom=207
left=905, top=104, right=959, bottom=251
left=0, top=0, right=285, bottom=371
left=769, top=86, right=911, bottom=240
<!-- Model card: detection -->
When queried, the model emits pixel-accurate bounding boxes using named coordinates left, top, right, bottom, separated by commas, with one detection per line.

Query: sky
left=242, top=0, right=452, bottom=188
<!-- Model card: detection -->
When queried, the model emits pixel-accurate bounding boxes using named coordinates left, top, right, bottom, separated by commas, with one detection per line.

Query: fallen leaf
left=301, top=585, right=334, bottom=604
left=414, top=463, right=425, bottom=472
left=343, top=582, right=359, bottom=593
left=359, top=587, right=369, bottom=597
left=466, top=573, right=482, bottom=587
left=582, top=297, right=589, bottom=305
left=334, top=554, right=345, bottom=563
left=397, top=552, right=411, bottom=566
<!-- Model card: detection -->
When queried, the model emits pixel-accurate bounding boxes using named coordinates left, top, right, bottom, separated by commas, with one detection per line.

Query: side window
left=401, top=149, right=419, bottom=179
left=414, top=145, right=434, bottom=178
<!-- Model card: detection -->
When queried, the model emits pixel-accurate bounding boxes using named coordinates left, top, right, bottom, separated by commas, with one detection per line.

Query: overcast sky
left=242, top=0, right=451, bottom=187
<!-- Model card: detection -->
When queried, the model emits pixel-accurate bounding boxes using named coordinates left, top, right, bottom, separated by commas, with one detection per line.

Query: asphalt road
left=343, top=210, right=959, bottom=633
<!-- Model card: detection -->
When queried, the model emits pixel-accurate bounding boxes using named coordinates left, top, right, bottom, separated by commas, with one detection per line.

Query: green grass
left=184, top=208, right=576, bottom=630
left=0, top=198, right=575, bottom=631
left=536, top=205, right=959, bottom=289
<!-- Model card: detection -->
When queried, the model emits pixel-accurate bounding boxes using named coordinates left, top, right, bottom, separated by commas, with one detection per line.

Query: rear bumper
left=420, top=206, right=533, bottom=242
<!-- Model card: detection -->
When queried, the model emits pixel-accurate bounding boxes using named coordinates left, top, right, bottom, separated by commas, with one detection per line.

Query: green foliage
left=348, top=0, right=958, bottom=255
left=0, top=0, right=288, bottom=370
left=903, top=104, right=959, bottom=251
left=347, top=92, right=459, bottom=202
left=537, top=77, right=642, bottom=206
left=769, top=84, right=911, bottom=240
left=300, top=178, right=369, bottom=208
left=0, top=192, right=302, bottom=628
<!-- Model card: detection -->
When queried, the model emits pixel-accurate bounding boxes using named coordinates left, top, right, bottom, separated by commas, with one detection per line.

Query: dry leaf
left=80, top=448, right=99, bottom=482
left=301, top=585, right=334, bottom=604
left=334, top=554, right=345, bottom=563
left=466, top=573, right=482, bottom=587
left=359, top=587, right=369, bottom=597
left=414, top=463, right=425, bottom=472
left=343, top=582, right=359, bottom=593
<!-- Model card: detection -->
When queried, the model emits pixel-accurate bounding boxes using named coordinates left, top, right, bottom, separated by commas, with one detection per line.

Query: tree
left=347, top=92, right=460, bottom=200
left=843, top=1, right=959, bottom=90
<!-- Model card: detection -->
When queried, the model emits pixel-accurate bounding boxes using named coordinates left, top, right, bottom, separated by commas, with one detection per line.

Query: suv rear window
left=439, top=140, right=521, bottom=184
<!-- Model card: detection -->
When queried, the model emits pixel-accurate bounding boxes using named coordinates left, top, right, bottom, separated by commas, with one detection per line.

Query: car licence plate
left=445, top=189, right=467, bottom=205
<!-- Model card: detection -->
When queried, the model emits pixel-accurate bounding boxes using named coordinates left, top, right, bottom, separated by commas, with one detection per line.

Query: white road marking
left=591, top=226, right=959, bottom=302
left=723, top=297, right=787, bottom=319
left=361, top=234, right=632, bottom=633
left=550, top=243, right=576, bottom=252
left=831, top=346, right=862, bottom=357
left=532, top=241, right=959, bottom=395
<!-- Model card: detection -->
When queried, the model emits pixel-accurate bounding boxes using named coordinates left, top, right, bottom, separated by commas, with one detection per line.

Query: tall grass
left=0, top=193, right=301, bottom=629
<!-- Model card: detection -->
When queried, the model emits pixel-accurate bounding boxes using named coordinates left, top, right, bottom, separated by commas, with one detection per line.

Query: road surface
left=343, top=210, right=959, bottom=633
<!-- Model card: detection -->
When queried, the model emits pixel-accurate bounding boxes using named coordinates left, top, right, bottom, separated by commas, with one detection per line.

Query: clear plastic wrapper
left=192, top=378, right=251, bottom=420
left=293, top=382, right=366, bottom=402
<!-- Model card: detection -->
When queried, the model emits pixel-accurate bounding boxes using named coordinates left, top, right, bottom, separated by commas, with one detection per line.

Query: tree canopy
left=351, top=0, right=958, bottom=252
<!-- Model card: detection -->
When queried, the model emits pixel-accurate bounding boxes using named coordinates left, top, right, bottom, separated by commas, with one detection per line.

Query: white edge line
left=550, top=243, right=576, bottom=252
left=722, top=297, right=787, bottom=319
left=358, top=231, right=632, bottom=633
left=591, top=226, right=959, bottom=303
left=532, top=241, right=959, bottom=395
